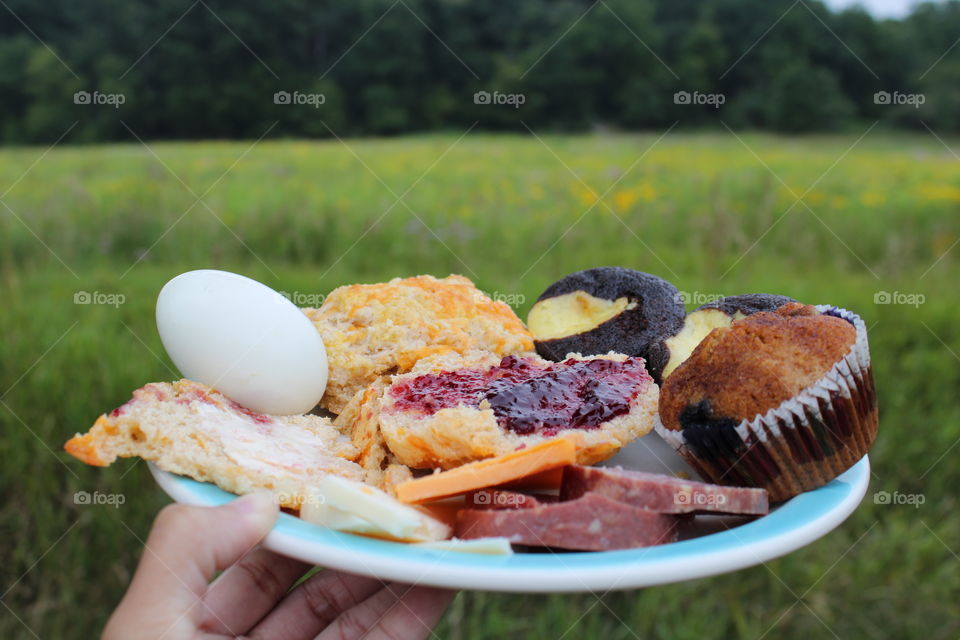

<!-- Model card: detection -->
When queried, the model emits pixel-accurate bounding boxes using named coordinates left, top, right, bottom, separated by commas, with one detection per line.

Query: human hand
left=104, top=493, right=455, bottom=639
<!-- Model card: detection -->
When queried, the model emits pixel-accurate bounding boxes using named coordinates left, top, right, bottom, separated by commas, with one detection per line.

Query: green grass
left=0, top=132, right=957, bottom=639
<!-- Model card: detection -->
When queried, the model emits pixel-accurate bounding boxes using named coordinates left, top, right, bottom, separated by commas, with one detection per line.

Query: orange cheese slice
left=497, top=466, right=564, bottom=491
left=395, top=436, right=579, bottom=504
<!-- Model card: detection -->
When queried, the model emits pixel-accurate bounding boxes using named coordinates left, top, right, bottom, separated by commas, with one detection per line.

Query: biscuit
left=333, top=377, right=413, bottom=494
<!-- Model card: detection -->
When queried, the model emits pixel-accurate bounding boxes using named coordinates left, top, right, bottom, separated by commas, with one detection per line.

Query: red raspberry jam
left=388, top=355, right=652, bottom=435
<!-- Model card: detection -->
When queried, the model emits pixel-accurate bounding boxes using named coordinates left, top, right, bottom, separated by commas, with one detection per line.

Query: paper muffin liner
left=655, top=305, right=878, bottom=503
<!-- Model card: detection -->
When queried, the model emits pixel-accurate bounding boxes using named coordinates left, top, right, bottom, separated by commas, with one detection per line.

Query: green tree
left=765, top=61, right=855, bottom=132
left=0, top=35, right=34, bottom=142
left=23, top=45, right=82, bottom=143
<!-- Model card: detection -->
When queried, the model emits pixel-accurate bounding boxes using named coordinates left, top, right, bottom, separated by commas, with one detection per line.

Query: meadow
left=0, top=132, right=957, bottom=639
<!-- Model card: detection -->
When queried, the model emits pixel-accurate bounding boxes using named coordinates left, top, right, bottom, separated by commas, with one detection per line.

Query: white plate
left=149, top=434, right=870, bottom=592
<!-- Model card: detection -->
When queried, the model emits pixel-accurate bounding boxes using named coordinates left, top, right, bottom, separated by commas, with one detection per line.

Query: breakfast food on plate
left=559, top=465, right=768, bottom=515
left=303, top=274, right=533, bottom=414
left=527, top=267, right=685, bottom=383
left=64, top=380, right=362, bottom=508
left=299, top=475, right=450, bottom=542
left=394, top=436, right=578, bottom=503
left=156, top=270, right=330, bottom=415
left=656, top=303, right=877, bottom=502
left=65, top=266, right=878, bottom=558
left=379, top=350, right=659, bottom=469
left=660, top=293, right=796, bottom=379
left=455, top=493, right=680, bottom=551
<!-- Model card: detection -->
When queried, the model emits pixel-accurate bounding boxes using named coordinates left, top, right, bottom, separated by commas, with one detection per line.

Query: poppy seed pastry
left=698, top=293, right=797, bottom=317
left=376, top=350, right=660, bottom=469
left=527, top=267, right=685, bottom=383
left=661, top=293, right=797, bottom=379
left=656, top=303, right=877, bottom=502
left=304, top=274, right=534, bottom=414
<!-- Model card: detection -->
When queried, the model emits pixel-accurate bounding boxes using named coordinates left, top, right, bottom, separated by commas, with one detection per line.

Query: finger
left=105, top=492, right=278, bottom=636
left=316, top=583, right=455, bottom=640
left=362, top=586, right=455, bottom=640
left=248, top=570, right=383, bottom=640
left=199, top=548, right=309, bottom=634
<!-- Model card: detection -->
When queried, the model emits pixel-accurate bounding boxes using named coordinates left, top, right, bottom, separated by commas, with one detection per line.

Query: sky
left=823, top=0, right=946, bottom=18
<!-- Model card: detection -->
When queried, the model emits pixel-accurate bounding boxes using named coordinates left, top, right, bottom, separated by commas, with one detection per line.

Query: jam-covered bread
left=376, top=350, right=660, bottom=469
left=656, top=303, right=877, bottom=501
left=661, top=293, right=796, bottom=379
left=64, top=380, right=364, bottom=508
left=526, top=267, right=685, bottom=383
left=304, top=275, right=534, bottom=414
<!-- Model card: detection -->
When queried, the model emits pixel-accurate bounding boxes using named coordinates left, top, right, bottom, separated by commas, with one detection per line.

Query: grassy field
left=0, top=132, right=957, bottom=639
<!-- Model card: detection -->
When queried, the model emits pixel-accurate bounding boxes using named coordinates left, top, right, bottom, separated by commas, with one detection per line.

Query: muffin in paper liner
left=655, top=306, right=877, bottom=502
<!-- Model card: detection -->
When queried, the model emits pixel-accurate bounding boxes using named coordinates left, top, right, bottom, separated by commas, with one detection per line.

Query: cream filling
left=528, top=291, right=634, bottom=340
left=662, top=309, right=743, bottom=379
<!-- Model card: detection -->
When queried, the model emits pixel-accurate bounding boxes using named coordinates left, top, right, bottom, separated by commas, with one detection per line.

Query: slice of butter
left=300, top=475, right=451, bottom=542
left=414, top=537, right=514, bottom=555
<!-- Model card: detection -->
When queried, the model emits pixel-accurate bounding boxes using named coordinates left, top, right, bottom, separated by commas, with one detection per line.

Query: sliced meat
left=560, top=465, right=768, bottom=516
left=455, top=493, right=679, bottom=551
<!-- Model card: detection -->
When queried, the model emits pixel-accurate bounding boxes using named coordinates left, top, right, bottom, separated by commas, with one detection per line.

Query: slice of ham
left=455, top=493, right=679, bottom=551
left=560, top=465, right=768, bottom=516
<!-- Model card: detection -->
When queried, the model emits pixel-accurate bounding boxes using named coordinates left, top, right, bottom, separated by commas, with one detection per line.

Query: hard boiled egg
left=156, top=270, right=327, bottom=415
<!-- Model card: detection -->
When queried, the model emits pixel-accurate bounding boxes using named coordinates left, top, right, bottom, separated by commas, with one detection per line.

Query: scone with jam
left=375, top=350, right=660, bottom=469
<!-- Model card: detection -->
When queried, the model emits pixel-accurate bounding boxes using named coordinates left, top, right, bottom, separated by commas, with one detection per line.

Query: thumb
left=116, top=492, right=279, bottom=626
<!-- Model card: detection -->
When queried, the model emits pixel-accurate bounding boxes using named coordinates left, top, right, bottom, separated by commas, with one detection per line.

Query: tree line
left=1, top=0, right=958, bottom=142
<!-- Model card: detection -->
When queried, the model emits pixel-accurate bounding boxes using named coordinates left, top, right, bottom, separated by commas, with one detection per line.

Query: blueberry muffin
left=656, top=303, right=877, bottom=501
